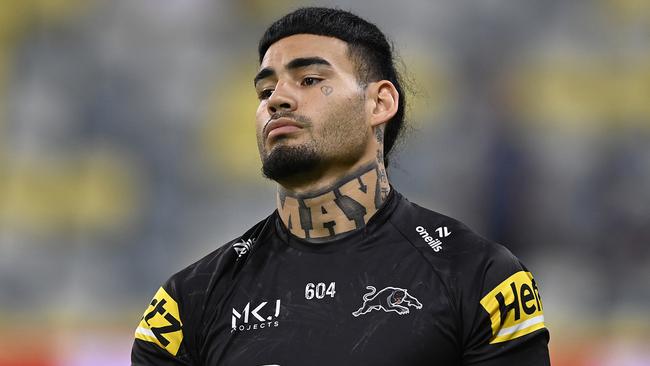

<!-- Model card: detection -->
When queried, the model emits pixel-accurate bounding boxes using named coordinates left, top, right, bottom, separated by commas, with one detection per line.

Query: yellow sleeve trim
left=480, top=271, right=545, bottom=344
left=134, top=286, right=184, bottom=356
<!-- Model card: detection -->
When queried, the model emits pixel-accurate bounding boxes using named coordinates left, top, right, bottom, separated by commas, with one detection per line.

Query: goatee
left=261, top=144, right=322, bottom=181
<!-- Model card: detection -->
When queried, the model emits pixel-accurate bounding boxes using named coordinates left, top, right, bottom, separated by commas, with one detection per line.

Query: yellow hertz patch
left=135, top=287, right=183, bottom=355
left=480, top=271, right=545, bottom=344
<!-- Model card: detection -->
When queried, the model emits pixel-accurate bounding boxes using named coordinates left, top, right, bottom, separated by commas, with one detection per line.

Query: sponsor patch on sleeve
left=134, top=286, right=183, bottom=355
left=480, top=271, right=545, bottom=344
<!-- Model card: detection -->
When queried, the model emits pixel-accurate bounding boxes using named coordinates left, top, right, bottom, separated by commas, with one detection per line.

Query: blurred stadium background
left=0, top=0, right=648, bottom=365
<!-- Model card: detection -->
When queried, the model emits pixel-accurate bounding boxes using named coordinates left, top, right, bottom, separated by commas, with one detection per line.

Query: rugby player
left=132, top=7, right=550, bottom=365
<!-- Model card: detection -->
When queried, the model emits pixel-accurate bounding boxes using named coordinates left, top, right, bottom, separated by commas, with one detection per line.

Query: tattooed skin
left=277, top=161, right=390, bottom=240
left=320, top=85, right=333, bottom=96
left=374, top=125, right=390, bottom=200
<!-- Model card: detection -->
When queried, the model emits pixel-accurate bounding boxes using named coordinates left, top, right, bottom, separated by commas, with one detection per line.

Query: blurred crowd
left=0, top=0, right=648, bottom=365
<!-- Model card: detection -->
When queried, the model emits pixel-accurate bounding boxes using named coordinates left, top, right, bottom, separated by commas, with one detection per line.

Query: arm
left=460, top=244, right=550, bottom=365
left=131, top=286, right=193, bottom=365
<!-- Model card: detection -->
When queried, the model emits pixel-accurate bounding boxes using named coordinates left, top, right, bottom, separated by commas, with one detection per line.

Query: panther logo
left=352, top=286, right=423, bottom=317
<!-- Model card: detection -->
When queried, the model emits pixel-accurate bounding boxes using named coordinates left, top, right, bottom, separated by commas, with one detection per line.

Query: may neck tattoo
left=276, top=162, right=391, bottom=241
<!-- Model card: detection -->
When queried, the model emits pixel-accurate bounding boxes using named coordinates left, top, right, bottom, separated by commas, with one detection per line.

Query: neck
left=276, top=161, right=391, bottom=241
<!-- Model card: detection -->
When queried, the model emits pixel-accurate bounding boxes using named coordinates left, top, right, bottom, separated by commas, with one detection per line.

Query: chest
left=200, top=246, right=459, bottom=365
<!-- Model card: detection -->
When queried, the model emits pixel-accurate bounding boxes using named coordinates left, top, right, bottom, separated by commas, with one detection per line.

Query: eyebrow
left=286, top=56, right=331, bottom=70
left=253, top=57, right=332, bottom=86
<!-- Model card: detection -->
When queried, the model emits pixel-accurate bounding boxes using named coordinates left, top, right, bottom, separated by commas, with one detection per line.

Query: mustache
left=263, top=112, right=313, bottom=138
left=266, top=111, right=312, bottom=127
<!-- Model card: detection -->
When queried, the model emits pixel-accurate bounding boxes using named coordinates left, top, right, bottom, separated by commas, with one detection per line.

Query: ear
left=366, top=80, right=399, bottom=128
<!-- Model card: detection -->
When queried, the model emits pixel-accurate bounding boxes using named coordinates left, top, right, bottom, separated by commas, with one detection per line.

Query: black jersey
left=131, top=190, right=550, bottom=365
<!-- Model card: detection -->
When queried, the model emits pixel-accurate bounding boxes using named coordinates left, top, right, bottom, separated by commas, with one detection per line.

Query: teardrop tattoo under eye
left=320, top=85, right=333, bottom=96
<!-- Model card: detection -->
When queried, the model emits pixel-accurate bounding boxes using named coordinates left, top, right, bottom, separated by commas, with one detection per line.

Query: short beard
left=262, top=144, right=322, bottom=182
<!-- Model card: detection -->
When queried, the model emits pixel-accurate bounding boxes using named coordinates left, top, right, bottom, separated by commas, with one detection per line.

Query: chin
left=261, top=144, right=321, bottom=182
left=268, top=134, right=301, bottom=146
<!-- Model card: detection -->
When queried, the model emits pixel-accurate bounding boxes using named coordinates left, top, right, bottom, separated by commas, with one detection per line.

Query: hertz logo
left=480, top=271, right=545, bottom=344
left=135, top=287, right=183, bottom=355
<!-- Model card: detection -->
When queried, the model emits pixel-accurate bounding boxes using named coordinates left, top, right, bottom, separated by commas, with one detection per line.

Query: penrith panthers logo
left=352, top=286, right=423, bottom=317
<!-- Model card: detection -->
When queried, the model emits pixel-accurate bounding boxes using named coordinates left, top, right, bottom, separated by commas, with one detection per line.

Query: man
left=132, top=7, right=550, bottom=365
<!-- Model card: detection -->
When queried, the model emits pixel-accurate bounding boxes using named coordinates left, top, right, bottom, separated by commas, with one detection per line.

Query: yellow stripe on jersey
left=135, top=287, right=183, bottom=356
left=480, top=271, right=545, bottom=344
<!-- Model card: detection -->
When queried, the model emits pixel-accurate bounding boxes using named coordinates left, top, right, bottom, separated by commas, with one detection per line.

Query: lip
left=265, top=117, right=303, bottom=139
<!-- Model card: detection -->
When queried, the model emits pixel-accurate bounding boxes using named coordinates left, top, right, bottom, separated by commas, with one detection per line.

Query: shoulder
left=166, top=214, right=274, bottom=301
left=390, top=193, right=548, bottom=355
left=390, top=192, right=539, bottom=300
left=133, top=214, right=275, bottom=360
left=389, top=192, right=508, bottom=266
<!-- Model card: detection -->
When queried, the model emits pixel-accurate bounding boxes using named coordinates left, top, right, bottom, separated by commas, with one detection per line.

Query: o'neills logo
left=480, top=271, right=545, bottom=344
left=415, top=226, right=443, bottom=252
left=231, top=299, right=281, bottom=333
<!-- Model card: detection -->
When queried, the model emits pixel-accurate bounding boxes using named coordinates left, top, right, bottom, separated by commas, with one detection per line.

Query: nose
left=267, top=83, right=297, bottom=114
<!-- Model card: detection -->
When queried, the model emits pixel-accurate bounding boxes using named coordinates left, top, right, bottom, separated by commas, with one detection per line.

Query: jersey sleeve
left=131, top=283, right=193, bottom=365
left=130, top=216, right=272, bottom=365
left=460, top=242, right=550, bottom=365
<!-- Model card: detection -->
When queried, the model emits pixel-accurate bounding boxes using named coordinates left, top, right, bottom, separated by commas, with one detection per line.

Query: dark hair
left=258, top=7, right=406, bottom=166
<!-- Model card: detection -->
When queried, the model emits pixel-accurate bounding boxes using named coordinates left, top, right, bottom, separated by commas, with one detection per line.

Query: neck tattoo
left=276, top=163, right=390, bottom=241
